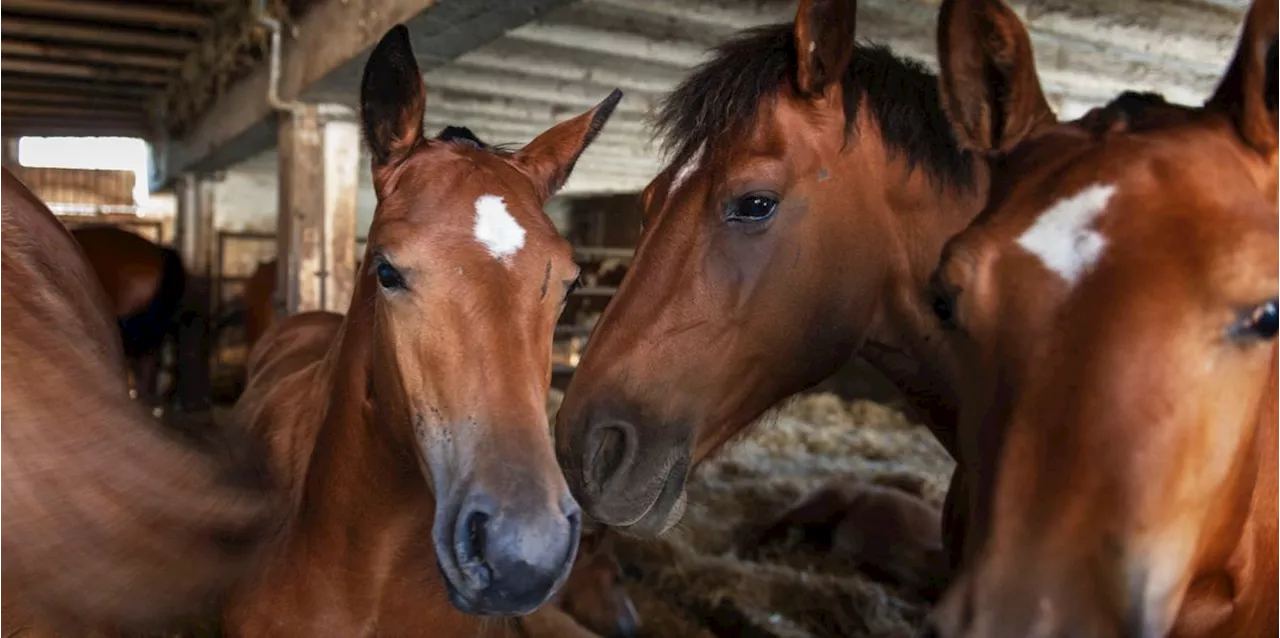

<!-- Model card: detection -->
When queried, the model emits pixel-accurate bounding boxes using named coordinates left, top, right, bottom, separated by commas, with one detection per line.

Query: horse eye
left=567, top=275, right=583, bottom=296
left=1232, top=298, right=1278, bottom=341
left=727, top=193, right=779, bottom=222
left=932, top=292, right=955, bottom=326
left=375, top=261, right=405, bottom=290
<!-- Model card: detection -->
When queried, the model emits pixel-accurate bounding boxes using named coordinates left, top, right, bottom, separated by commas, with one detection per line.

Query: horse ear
left=793, top=0, right=858, bottom=97
left=936, top=0, right=1054, bottom=155
left=360, top=25, right=426, bottom=168
left=515, top=89, right=624, bottom=200
left=1205, top=0, right=1277, bottom=156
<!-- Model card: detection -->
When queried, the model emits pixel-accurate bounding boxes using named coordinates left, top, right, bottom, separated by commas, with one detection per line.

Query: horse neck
left=300, top=277, right=432, bottom=529
left=856, top=158, right=989, bottom=456
left=1218, top=350, right=1278, bottom=608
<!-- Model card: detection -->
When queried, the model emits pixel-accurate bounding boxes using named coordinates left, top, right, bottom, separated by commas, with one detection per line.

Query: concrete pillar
left=174, top=173, right=215, bottom=276
left=172, top=172, right=216, bottom=413
left=276, top=104, right=359, bottom=316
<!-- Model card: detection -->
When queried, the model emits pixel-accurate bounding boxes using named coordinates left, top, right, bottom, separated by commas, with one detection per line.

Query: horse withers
left=927, top=1, right=1277, bottom=635
left=1, top=168, right=281, bottom=635
left=222, top=25, right=623, bottom=636
left=72, top=225, right=187, bottom=408
left=555, top=0, right=981, bottom=554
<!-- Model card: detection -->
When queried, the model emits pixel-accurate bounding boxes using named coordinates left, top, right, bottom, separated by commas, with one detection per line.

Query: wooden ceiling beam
left=2, top=75, right=159, bottom=96
left=2, top=89, right=144, bottom=108
left=1, top=17, right=195, bottom=53
left=0, top=114, right=151, bottom=140
left=2, top=40, right=184, bottom=70
left=2, top=0, right=208, bottom=30
left=1, top=58, right=171, bottom=85
left=3, top=102, right=145, bottom=119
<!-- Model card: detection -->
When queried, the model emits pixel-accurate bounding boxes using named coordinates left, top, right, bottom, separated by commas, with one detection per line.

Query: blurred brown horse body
left=1, top=168, right=280, bottom=635
left=928, top=1, right=1277, bottom=636
left=222, top=26, right=621, bottom=637
left=71, top=225, right=187, bottom=407
left=556, top=0, right=982, bottom=584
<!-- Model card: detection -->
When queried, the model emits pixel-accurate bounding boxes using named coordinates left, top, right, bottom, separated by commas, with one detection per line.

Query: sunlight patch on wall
left=18, top=136, right=151, bottom=205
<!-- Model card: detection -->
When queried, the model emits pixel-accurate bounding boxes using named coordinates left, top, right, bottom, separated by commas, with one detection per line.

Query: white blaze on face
left=1015, top=183, right=1117, bottom=285
left=668, top=143, right=705, bottom=197
left=473, top=194, right=526, bottom=262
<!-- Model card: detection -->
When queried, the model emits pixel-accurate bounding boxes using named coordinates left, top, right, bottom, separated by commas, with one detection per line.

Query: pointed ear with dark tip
left=516, top=89, right=624, bottom=200
left=936, top=0, right=1055, bottom=155
left=360, top=24, right=426, bottom=168
left=793, top=0, right=858, bottom=97
left=1206, top=0, right=1278, bottom=155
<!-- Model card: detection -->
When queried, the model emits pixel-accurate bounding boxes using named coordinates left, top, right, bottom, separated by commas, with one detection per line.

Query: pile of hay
left=548, top=390, right=955, bottom=637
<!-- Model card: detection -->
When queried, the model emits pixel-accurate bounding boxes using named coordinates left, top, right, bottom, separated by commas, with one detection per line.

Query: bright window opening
left=18, top=136, right=151, bottom=205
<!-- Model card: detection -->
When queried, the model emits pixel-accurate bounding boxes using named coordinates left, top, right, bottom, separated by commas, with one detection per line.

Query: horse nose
left=448, top=489, right=581, bottom=615
left=581, top=419, right=638, bottom=500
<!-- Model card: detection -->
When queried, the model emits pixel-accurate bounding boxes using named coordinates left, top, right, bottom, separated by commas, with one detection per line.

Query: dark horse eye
left=928, top=277, right=958, bottom=329
left=375, top=261, right=405, bottom=290
left=1233, top=298, right=1278, bottom=341
left=567, top=275, right=583, bottom=296
left=727, top=193, right=779, bottom=222
left=932, top=292, right=955, bottom=326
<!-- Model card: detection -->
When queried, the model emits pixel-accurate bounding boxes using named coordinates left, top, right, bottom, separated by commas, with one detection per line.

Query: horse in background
left=71, top=224, right=187, bottom=409
left=241, top=257, right=277, bottom=349
left=1, top=167, right=282, bottom=636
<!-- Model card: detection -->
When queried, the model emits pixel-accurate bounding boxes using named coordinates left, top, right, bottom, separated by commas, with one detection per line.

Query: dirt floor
left=546, top=390, right=956, bottom=638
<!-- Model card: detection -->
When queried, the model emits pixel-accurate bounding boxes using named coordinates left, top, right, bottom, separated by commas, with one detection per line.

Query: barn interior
left=1, top=0, right=1254, bottom=636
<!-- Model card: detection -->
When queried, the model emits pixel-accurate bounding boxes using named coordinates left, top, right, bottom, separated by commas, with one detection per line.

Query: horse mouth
left=613, top=457, right=690, bottom=538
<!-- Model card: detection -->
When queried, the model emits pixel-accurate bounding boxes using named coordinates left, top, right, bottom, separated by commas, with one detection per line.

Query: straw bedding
left=547, top=389, right=956, bottom=638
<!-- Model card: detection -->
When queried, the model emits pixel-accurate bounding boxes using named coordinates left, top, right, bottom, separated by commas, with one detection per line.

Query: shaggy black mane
left=654, top=24, right=973, bottom=189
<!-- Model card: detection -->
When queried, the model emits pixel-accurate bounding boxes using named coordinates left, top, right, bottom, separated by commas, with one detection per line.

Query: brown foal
left=223, top=26, right=622, bottom=636
left=928, top=0, right=1277, bottom=635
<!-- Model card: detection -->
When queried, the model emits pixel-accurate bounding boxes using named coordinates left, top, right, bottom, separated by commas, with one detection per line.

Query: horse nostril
left=466, top=511, right=488, bottom=564
left=586, top=422, right=634, bottom=495
left=459, top=509, right=493, bottom=590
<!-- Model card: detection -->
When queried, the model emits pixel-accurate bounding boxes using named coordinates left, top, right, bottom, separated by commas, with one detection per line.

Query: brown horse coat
left=1, top=168, right=281, bottom=635
left=221, top=25, right=622, bottom=637
left=554, top=0, right=984, bottom=594
left=929, top=0, right=1278, bottom=635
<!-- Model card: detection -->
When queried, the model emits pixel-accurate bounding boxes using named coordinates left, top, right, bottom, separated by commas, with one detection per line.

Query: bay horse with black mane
left=72, top=224, right=187, bottom=408
left=927, top=0, right=1276, bottom=635
left=1, top=168, right=281, bottom=635
left=222, top=25, right=622, bottom=636
left=555, top=0, right=982, bottom=574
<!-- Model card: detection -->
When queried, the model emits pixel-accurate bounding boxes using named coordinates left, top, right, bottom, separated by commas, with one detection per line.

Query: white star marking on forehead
left=473, top=194, right=525, bottom=263
left=1016, top=183, right=1117, bottom=285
